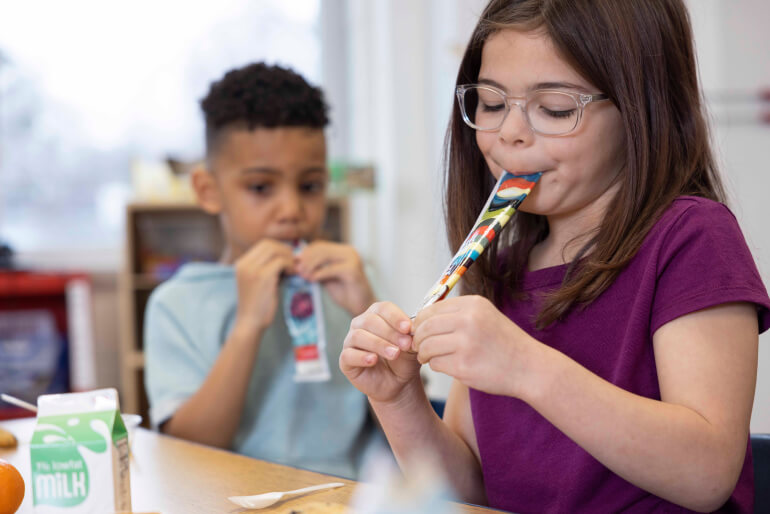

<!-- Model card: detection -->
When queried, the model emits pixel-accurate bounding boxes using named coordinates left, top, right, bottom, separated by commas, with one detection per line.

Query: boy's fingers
left=305, top=262, right=352, bottom=282
left=247, top=254, right=293, bottom=284
left=296, top=246, right=345, bottom=275
left=239, top=240, right=293, bottom=269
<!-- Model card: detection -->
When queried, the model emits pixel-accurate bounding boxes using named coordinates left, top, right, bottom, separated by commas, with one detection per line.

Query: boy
left=144, top=62, right=380, bottom=479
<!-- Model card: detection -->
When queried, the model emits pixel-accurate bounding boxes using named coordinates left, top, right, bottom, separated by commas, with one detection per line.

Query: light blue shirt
left=144, top=262, right=380, bottom=479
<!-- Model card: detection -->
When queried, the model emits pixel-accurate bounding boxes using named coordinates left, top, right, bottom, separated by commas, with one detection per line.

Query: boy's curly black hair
left=200, top=62, right=329, bottom=152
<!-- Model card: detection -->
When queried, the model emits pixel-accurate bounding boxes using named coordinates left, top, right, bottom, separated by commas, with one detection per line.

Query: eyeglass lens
left=463, top=87, right=580, bottom=134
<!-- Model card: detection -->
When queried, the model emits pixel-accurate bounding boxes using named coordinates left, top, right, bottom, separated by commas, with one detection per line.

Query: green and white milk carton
left=30, top=388, right=132, bottom=513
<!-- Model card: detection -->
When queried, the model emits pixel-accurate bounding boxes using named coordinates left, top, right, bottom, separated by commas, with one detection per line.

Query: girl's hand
left=339, top=301, right=422, bottom=403
left=233, top=239, right=295, bottom=336
left=412, top=295, right=541, bottom=397
left=295, top=241, right=376, bottom=316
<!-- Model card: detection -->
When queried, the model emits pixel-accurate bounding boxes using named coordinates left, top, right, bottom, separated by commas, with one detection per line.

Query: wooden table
left=0, top=418, right=499, bottom=513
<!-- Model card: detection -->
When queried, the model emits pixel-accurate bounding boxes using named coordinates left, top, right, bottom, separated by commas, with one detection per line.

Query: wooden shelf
left=118, top=202, right=223, bottom=420
left=130, top=274, right=164, bottom=290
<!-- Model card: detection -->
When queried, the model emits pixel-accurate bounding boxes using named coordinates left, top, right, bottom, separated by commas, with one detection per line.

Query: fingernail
left=398, top=335, right=411, bottom=350
left=399, top=320, right=411, bottom=333
left=385, top=346, right=399, bottom=359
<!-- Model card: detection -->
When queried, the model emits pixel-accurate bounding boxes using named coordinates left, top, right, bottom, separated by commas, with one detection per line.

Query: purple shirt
left=470, top=197, right=770, bottom=513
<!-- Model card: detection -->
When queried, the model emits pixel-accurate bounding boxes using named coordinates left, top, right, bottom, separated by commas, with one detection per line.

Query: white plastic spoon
left=227, top=482, right=345, bottom=509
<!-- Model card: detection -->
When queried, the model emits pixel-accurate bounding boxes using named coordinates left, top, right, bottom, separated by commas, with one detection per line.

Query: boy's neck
left=219, top=244, right=240, bottom=265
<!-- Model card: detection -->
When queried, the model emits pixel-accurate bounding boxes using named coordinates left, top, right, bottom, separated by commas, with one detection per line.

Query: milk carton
left=30, top=388, right=131, bottom=513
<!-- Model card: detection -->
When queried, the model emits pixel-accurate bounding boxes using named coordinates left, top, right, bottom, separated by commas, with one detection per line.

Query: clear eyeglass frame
left=456, top=83, right=610, bottom=136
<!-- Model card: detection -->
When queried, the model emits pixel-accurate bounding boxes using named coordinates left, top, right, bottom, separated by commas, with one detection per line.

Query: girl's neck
left=528, top=186, right=618, bottom=272
left=528, top=222, right=594, bottom=271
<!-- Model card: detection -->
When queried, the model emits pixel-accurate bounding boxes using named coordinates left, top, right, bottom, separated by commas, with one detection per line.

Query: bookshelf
left=118, top=198, right=349, bottom=424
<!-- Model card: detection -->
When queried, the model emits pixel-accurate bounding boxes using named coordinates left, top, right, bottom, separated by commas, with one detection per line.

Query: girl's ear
left=191, top=165, right=223, bottom=215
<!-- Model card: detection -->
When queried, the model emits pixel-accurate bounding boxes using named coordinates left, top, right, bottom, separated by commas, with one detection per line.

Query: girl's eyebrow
left=533, top=81, right=590, bottom=93
left=477, top=77, right=590, bottom=93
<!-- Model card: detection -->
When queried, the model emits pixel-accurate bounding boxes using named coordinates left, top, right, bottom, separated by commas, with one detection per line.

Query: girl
left=339, top=0, right=770, bottom=512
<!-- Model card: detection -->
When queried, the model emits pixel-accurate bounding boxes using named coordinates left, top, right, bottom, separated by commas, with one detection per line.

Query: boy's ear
left=191, top=166, right=223, bottom=215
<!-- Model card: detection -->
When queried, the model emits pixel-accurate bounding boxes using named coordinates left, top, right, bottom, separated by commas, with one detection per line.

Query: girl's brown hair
left=445, top=0, right=725, bottom=328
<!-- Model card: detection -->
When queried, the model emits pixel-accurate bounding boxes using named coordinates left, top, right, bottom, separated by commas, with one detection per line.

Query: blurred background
left=0, top=0, right=768, bottom=431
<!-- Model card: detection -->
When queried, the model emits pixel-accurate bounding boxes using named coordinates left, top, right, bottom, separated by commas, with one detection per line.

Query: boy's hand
left=233, top=239, right=295, bottom=336
left=295, top=241, right=376, bottom=316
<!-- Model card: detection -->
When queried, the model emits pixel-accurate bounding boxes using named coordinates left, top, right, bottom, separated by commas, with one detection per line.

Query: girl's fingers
left=352, top=305, right=412, bottom=351
left=412, top=311, right=457, bottom=353
left=345, top=325, right=403, bottom=361
left=366, top=301, right=413, bottom=337
left=412, top=299, right=462, bottom=329
left=424, top=354, right=453, bottom=376
left=416, top=332, right=457, bottom=365
left=339, top=347, right=378, bottom=373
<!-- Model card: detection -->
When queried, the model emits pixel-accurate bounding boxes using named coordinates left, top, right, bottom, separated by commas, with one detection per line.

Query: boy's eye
left=247, top=183, right=272, bottom=194
left=300, top=181, right=325, bottom=194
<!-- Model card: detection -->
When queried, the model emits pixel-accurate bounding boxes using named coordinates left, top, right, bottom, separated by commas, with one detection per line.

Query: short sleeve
left=650, top=201, right=770, bottom=335
left=143, top=289, right=211, bottom=429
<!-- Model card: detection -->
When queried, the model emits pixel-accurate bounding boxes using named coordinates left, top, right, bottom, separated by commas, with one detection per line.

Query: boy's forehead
left=210, top=126, right=327, bottom=171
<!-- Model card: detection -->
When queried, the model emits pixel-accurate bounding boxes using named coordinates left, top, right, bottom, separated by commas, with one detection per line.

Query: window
left=0, top=0, right=321, bottom=260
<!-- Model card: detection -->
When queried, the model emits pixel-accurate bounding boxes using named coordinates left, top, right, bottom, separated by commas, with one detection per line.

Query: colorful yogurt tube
left=413, top=171, right=542, bottom=316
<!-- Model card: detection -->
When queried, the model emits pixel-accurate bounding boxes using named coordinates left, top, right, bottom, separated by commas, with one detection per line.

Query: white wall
left=687, top=0, right=770, bottom=432
left=336, top=0, right=488, bottom=399
left=336, top=0, right=770, bottom=430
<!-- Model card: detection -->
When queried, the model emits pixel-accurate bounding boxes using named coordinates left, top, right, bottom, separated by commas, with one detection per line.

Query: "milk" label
left=30, top=389, right=131, bottom=513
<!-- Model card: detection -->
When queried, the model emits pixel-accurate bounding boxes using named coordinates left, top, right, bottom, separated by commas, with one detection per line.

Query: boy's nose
left=276, top=189, right=303, bottom=221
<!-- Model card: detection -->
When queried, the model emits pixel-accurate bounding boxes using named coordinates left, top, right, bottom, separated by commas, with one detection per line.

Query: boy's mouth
left=269, top=230, right=304, bottom=242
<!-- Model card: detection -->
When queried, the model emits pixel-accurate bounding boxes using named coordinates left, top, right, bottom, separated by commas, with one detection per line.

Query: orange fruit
left=0, top=459, right=24, bottom=514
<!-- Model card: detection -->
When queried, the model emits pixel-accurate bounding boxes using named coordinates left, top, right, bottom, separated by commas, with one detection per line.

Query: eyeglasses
left=456, top=84, right=610, bottom=136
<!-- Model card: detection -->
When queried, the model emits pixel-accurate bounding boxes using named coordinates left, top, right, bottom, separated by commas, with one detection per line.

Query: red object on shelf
left=0, top=271, right=87, bottom=296
left=0, top=271, right=84, bottom=336
left=0, top=270, right=89, bottom=420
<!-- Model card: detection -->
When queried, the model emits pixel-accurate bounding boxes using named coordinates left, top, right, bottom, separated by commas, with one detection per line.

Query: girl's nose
left=498, top=102, right=533, bottom=146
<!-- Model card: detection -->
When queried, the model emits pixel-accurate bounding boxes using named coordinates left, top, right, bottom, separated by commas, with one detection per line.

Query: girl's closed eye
left=481, top=101, right=506, bottom=113
left=540, top=106, right=576, bottom=119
